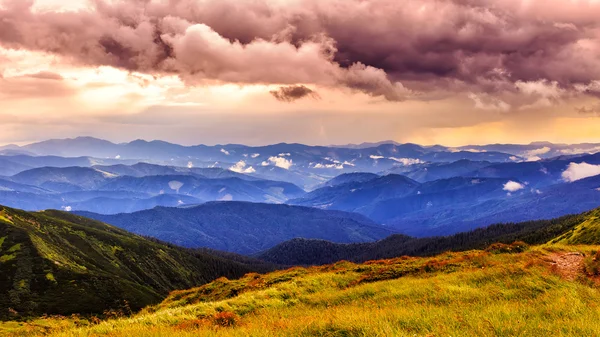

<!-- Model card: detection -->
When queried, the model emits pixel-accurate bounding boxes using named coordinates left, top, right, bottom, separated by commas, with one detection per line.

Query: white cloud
left=313, top=163, right=344, bottom=170
left=219, top=194, right=233, bottom=201
left=503, top=181, right=525, bottom=192
left=115, top=155, right=121, bottom=159
left=169, top=180, right=184, bottom=192
left=262, top=156, right=293, bottom=170
left=559, top=146, right=600, bottom=155
left=526, top=156, right=542, bottom=162
left=278, top=153, right=291, bottom=157
left=370, top=155, right=384, bottom=160
left=187, top=161, right=194, bottom=169
left=229, top=160, right=256, bottom=174
left=562, top=162, right=600, bottom=182
left=451, top=148, right=487, bottom=153
left=389, top=157, right=424, bottom=166
left=251, top=153, right=261, bottom=158
left=220, top=148, right=230, bottom=155
left=522, top=147, right=551, bottom=161
left=62, top=206, right=72, bottom=212
left=467, top=92, right=510, bottom=112
left=531, top=188, right=542, bottom=195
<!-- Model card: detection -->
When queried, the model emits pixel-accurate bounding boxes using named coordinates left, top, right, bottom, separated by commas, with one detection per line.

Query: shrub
left=485, top=241, right=529, bottom=254
left=212, top=311, right=238, bottom=327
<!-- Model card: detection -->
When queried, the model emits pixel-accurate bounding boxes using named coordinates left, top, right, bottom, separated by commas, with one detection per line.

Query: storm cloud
left=270, top=85, right=320, bottom=102
left=1, top=0, right=600, bottom=105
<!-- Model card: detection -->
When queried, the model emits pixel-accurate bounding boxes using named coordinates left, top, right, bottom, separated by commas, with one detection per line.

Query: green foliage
left=0, top=205, right=274, bottom=321
left=552, top=208, right=600, bottom=245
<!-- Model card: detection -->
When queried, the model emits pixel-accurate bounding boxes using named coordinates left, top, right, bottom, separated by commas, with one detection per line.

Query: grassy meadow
left=2, top=243, right=600, bottom=337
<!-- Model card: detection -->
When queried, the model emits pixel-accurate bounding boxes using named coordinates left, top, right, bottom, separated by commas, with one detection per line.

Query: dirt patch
left=548, top=252, right=584, bottom=281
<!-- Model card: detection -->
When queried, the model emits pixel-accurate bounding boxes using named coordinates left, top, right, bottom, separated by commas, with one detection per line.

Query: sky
left=1, top=0, right=600, bottom=146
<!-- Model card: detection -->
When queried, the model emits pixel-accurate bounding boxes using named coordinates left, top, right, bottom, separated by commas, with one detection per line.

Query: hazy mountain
left=0, top=154, right=138, bottom=174
left=77, top=202, right=395, bottom=254
left=395, top=160, right=492, bottom=182
left=289, top=174, right=420, bottom=211
left=99, top=175, right=304, bottom=203
left=465, top=152, right=600, bottom=188
left=0, top=157, right=31, bottom=176
left=319, top=172, right=380, bottom=188
left=383, top=174, right=600, bottom=236
left=456, top=142, right=600, bottom=159
left=64, top=194, right=204, bottom=214
left=3, top=166, right=305, bottom=209
left=11, top=167, right=112, bottom=191
left=7, top=137, right=523, bottom=189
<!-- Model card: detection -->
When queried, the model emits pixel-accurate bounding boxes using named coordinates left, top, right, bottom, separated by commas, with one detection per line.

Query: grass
left=552, top=208, right=600, bottom=245
left=2, top=244, right=600, bottom=337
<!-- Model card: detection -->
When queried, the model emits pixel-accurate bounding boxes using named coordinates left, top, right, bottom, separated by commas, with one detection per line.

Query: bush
left=485, top=241, right=528, bottom=254
left=212, top=311, right=238, bottom=327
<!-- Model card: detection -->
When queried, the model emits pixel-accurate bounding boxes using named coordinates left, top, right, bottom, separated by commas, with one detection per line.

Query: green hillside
left=0, top=206, right=271, bottom=320
left=551, top=208, right=600, bottom=245
left=3, top=244, right=600, bottom=336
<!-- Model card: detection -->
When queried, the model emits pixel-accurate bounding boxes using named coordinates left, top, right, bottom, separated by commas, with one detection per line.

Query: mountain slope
left=258, top=209, right=594, bottom=265
left=0, top=206, right=272, bottom=319
left=11, top=167, right=113, bottom=191
left=289, top=174, right=419, bottom=211
left=8, top=245, right=600, bottom=336
left=318, top=172, right=380, bottom=188
left=76, top=202, right=395, bottom=254
left=551, top=208, right=600, bottom=245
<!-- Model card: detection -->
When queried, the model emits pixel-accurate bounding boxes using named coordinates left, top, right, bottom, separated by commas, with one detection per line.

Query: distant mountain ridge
left=76, top=202, right=396, bottom=254
left=292, top=162, right=600, bottom=236
left=3, top=137, right=522, bottom=189
left=1, top=165, right=304, bottom=213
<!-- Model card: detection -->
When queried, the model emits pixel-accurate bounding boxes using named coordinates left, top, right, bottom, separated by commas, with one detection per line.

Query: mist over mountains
left=0, top=136, right=599, bottom=253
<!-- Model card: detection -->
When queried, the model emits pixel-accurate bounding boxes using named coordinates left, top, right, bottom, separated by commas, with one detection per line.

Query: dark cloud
left=270, top=85, right=320, bottom=102
left=1, top=0, right=600, bottom=104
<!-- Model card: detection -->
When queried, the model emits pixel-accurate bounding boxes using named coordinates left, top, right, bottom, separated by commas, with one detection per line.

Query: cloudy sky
left=1, top=0, right=600, bottom=146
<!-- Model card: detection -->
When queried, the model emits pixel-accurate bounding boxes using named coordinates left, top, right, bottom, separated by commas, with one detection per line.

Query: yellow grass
left=2, top=245, right=600, bottom=337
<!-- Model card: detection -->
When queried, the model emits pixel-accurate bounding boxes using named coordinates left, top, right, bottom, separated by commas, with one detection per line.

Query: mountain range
left=0, top=137, right=599, bottom=247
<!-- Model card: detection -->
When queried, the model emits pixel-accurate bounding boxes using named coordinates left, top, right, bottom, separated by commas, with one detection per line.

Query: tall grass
left=2, top=246, right=600, bottom=337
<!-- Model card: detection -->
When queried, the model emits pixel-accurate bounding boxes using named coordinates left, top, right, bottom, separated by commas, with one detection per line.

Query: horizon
left=3, top=135, right=600, bottom=149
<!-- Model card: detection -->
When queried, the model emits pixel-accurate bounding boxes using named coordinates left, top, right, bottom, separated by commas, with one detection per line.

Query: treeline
left=257, top=211, right=591, bottom=265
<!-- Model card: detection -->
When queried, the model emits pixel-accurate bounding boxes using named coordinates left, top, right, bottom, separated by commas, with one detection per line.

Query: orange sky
left=1, top=0, right=600, bottom=146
